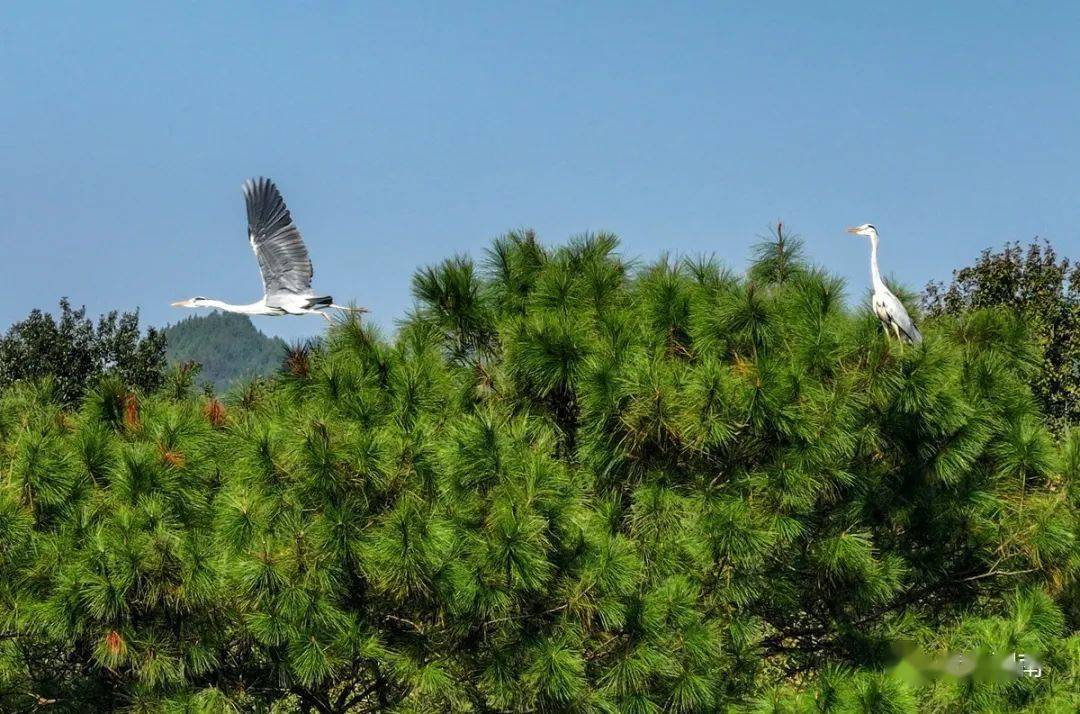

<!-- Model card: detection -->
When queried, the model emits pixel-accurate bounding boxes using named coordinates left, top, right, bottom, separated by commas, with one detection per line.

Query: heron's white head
left=846, top=224, right=879, bottom=238
left=171, top=297, right=210, bottom=309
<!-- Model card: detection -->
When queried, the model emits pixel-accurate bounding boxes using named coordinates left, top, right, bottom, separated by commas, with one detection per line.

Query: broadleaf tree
left=923, top=239, right=1079, bottom=431
left=0, top=298, right=167, bottom=407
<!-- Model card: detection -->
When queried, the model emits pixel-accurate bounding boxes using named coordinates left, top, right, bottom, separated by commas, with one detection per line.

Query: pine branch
left=290, top=686, right=334, bottom=714
left=761, top=563, right=1041, bottom=658
left=485, top=603, right=569, bottom=627
left=957, top=567, right=1038, bottom=582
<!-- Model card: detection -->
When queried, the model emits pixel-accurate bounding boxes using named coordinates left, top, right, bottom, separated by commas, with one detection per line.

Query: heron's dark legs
left=330, top=304, right=369, bottom=315
left=314, top=306, right=368, bottom=324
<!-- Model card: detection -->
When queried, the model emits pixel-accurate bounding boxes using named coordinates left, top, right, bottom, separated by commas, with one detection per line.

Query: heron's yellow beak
left=846, top=227, right=860, bottom=234
left=171, top=300, right=188, bottom=307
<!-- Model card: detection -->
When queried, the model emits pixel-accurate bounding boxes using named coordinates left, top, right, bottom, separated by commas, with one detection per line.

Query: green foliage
left=0, top=232, right=1076, bottom=712
left=164, top=312, right=288, bottom=393
left=759, top=590, right=1078, bottom=714
left=923, top=239, right=1080, bottom=430
left=0, top=299, right=166, bottom=406
left=748, top=222, right=806, bottom=287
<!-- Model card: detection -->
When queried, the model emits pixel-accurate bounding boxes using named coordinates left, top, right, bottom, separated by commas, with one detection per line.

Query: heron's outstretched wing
left=243, top=178, right=314, bottom=301
left=874, top=287, right=923, bottom=344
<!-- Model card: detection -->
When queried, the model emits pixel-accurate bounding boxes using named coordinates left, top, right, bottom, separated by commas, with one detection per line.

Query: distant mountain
left=164, top=312, right=287, bottom=392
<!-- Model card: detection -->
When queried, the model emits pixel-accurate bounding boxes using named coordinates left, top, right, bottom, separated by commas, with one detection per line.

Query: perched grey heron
left=172, top=177, right=365, bottom=322
left=848, top=223, right=922, bottom=345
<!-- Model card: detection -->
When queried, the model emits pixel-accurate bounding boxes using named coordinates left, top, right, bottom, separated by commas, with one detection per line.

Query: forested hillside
left=0, top=232, right=1075, bottom=712
left=164, top=311, right=287, bottom=392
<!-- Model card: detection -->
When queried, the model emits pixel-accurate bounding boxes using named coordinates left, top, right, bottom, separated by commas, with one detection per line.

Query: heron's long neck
left=869, top=234, right=885, bottom=291
left=204, top=299, right=265, bottom=315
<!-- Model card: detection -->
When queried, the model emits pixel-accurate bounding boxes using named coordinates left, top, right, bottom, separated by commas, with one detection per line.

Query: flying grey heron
left=172, top=177, right=366, bottom=322
left=847, top=223, right=922, bottom=346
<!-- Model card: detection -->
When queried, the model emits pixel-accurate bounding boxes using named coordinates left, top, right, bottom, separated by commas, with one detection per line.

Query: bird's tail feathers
left=303, top=296, right=368, bottom=314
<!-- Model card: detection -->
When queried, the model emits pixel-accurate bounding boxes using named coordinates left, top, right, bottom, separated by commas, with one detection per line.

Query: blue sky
left=1, top=2, right=1077, bottom=341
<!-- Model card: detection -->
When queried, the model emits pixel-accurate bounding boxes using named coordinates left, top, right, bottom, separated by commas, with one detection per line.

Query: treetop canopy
left=0, top=230, right=1075, bottom=712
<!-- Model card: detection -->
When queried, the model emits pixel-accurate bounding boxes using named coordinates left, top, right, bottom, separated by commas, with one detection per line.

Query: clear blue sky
left=2, top=2, right=1077, bottom=341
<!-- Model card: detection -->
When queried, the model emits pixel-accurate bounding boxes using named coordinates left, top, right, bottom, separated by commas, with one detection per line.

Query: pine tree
left=0, top=231, right=1075, bottom=712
